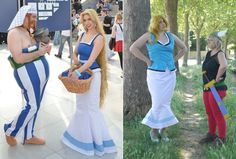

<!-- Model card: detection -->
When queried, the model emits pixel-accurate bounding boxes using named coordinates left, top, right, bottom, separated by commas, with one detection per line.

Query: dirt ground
left=179, top=79, right=205, bottom=159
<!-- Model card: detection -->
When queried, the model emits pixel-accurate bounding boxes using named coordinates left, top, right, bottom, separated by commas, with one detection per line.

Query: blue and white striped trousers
left=4, top=56, right=49, bottom=142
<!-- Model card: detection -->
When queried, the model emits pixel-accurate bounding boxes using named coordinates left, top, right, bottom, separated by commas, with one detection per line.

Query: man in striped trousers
left=4, top=5, right=51, bottom=146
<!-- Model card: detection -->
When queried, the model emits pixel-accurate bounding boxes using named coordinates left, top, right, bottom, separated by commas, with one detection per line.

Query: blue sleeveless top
left=77, top=33, right=100, bottom=69
left=146, top=32, right=175, bottom=71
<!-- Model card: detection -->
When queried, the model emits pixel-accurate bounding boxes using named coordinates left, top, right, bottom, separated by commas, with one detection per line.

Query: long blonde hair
left=148, top=15, right=168, bottom=42
left=80, top=9, right=108, bottom=107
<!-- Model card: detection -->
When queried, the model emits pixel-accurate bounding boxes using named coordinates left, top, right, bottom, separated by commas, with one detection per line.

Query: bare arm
left=111, top=25, right=116, bottom=38
left=8, top=30, right=49, bottom=64
left=171, top=33, right=187, bottom=62
left=129, top=32, right=151, bottom=66
left=72, top=35, right=82, bottom=65
left=216, top=52, right=227, bottom=82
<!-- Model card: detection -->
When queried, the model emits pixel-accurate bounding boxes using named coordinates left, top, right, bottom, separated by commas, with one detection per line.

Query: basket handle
left=70, top=64, right=93, bottom=76
left=72, top=63, right=82, bottom=69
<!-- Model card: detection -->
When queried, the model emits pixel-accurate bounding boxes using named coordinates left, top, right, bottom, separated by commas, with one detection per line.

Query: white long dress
left=62, top=69, right=117, bottom=156
left=141, top=69, right=179, bottom=129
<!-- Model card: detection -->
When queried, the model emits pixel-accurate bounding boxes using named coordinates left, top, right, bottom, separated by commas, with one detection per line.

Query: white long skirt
left=141, top=69, right=179, bottom=129
left=62, top=69, right=117, bottom=156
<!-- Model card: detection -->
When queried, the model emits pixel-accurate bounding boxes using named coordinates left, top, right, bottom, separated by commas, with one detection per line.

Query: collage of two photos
left=0, top=0, right=236, bottom=159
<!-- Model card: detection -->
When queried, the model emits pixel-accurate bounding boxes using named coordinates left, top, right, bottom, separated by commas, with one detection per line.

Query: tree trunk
left=182, top=12, right=189, bottom=67
left=123, top=0, right=151, bottom=119
left=196, top=31, right=201, bottom=65
left=165, top=0, right=179, bottom=71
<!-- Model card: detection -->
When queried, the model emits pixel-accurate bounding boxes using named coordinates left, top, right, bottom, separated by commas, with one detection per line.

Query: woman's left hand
left=69, top=72, right=78, bottom=81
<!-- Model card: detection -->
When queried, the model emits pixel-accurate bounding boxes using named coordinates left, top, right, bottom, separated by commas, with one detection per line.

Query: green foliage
left=227, top=60, right=236, bottom=73
left=189, top=31, right=207, bottom=51
left=150, top=0, right=165, bottom=16
left=150, top=0, right=236, bottom=50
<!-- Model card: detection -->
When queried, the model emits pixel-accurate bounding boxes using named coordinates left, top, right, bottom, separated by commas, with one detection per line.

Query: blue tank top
left=77, top=33, right=100, bottom=69
left=146, top=32, right=175, bottom=71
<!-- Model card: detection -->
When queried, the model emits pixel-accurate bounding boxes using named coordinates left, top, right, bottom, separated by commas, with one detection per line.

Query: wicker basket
left=58, top=65, right=94, bottom=93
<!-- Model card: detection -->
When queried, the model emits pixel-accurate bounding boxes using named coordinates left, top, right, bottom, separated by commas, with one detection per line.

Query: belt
left=8, top=56, right=41, bottom=69
left=203, top=81, right=226, bottom=91
left=79, top=60, right=100, bottom=70
left=215, top=81, right=226, bottom=87
left=148, top=68, right=176, bottom=72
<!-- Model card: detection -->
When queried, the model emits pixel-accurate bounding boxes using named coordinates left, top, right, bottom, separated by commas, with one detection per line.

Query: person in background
left=102, top=10, right=115, bottom=59
left=54, top=29, right=73, bottom=59
left=103, top=0, right=112, bottom=11
left=111, top=13, right=123, bottom=70
left=73, top=0, right=83, bottom=14
left=96, top=2, right=103, bottom=15
left=118, top=0, right=123, bottom=11
left=72, top=9, right=80, bottom=41
left=53, top=30, right=61, bottom=46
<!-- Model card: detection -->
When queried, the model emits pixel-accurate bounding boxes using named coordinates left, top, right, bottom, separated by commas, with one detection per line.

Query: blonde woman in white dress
left=61, top=9, right=117, bottom=156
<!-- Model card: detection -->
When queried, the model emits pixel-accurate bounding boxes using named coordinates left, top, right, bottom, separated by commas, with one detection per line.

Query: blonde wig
left=148, top=15, right=168, bottom=42
left=80, top=9, right=108, bottom=107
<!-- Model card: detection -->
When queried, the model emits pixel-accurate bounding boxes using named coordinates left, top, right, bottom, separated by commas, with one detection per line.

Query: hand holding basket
left=58, top=65, right=94, bottom=93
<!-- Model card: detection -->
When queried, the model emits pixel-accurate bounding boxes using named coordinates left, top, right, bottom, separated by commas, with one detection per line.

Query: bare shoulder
left=140, top=32, right=150, bottom=40
left=217, top=51, right=226, bottom=57
left=97, top=34, right=104, bottom=40
left=170, top=32, right=183, bottom=43
left=94, top=34, right=104, bottom=43
left=8, top=27, right=22, bottom=34
left=95, top=34, right=104, bottom=40
left=8, top=28, right=22, bottom=39
left=77, top=34, right=82, bottom=43
left=217, top=51, right=227, bottom=65
left=144, top=32, right=150, bottom=37
left=218, top=50, right=225, bottom=54
left=170, top=32, right=178, bottom=39
left=134, top=32, right=150, bottom=44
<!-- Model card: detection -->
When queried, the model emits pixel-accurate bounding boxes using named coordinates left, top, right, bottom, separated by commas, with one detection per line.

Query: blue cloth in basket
left=61, top=70, right=69, bottom=77
left=61, top=70, right=91, bottom=80
left=79, top=72, right=91, bottom=79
